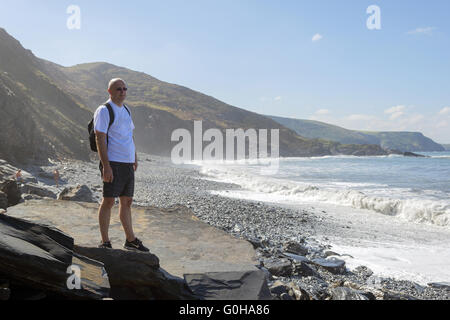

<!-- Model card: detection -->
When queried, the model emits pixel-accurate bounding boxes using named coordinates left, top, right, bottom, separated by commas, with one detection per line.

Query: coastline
left=21, top=153, right=450, bottom=300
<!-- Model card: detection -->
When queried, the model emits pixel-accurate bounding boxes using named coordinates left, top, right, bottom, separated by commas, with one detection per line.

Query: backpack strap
left=104, top=103, right=115, bottom=147
left=123, top=104, right=131, bottom=116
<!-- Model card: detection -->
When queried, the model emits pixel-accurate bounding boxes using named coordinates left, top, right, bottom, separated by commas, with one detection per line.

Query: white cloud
left=439, top=107, right=450, bottom=115
left=315, top=109, right=330, bottom=115
left=407, top=27, right=436, bottom=35
left=346, top=114, right=376, bottom=121
left=385, top=105, right=406, bottom=114
left=312, top=34, right=323, bottom=42
left=274, top=96, right=282, bottom=101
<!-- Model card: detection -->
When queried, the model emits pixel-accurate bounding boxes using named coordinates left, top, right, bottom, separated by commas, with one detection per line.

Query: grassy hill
left=0, top=28, right=392, bottom=164
left=269, top=116, right=444, bottom=152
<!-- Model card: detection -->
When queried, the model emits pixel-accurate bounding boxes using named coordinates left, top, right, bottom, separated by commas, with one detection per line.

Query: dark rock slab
left=0, top=214, right=109, bottom=299
left=282, top=252, right=310, bottom=263
left=427, top=282, right=450, bottom=291
left=20, top=183, right=56, bottom=199
left=74, top=245, right=197, bottom=300
left=57, top=185, right=95, bottom=203
left=283, top=241, right=309, bottom=256
left=294, top=261, right=320, bottom=278
left=0, top=180, right=21, bottom=207
left=311, top=258, right=346, bottom=274
left=263, top=258, right=293, bottom=277
left=184, top=270, right=273, bottom=300
left=0, top=191, right=7, bottom=209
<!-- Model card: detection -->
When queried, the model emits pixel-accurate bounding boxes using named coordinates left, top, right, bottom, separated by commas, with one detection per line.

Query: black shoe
left=99, top=241, right=112, bottom=249
left=124, top=237, right=149, bottom=252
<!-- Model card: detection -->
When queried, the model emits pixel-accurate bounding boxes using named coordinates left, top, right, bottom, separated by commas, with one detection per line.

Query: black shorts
left=100, top=161, right=135, bottom=198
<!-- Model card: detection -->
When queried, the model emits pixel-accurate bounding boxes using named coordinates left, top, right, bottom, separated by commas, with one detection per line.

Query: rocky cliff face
left=0, top=28, right=91, bottom=165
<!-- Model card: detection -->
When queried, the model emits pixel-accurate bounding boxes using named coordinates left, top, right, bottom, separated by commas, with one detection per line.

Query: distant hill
left=269, top=116, right=445, bottom=152
left=0, top=28, right=394, bottom=164
left=441, top=144, right=450, bottom=151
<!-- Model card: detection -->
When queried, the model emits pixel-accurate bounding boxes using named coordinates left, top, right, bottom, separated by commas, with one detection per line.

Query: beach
left=22, top=152, right=450, bottom=300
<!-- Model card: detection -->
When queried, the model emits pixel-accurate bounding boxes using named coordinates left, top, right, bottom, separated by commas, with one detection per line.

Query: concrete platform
left=7, top=200, right=259, bottom=278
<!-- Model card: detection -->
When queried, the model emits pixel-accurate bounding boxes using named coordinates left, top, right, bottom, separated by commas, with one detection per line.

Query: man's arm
left=96, top=131, right=113, bottom=182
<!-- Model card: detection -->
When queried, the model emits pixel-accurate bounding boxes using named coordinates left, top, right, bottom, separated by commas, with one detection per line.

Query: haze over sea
left=195, top=151, right=450, bottom=284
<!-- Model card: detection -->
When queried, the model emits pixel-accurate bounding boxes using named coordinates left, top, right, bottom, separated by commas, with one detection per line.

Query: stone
left=294, top=261, right=320, bottom=278
left=427, top=282, right=450, bottom=291
left=324, top=251, right=341, bottom=257
left=280, top=292, right=294, bottom=300
left=75, top=245, right=197, bottom=300
left=0, top=191, right=7, bottom=209
left=382, top=290, right=419, bottom=300
left=353, top=265, right=374, bottom=279
left=20, top=183, right=56, bottom=199
left=263, top=258, right=293, bottom=277
left=283, top=241, right=308, bottom=256
left=0, top=287, right=10, bottom=300
left=57, top=185, right=96, bottom=203
left=0, top=214, right=109, bottom=299
left=311, top=258, right=346, bottom=274
left=282, top=252, right=310, bottom=263
left=184, top=270, right=272, bottom=300
left=330, top=287, right=371, bottom=300
left=0, top=180, right=21, bottom=207
left=269, top=280, right=289, bottom=296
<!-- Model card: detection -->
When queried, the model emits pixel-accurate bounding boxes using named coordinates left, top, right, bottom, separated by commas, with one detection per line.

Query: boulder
left=283, top=241, right=309, bottom=256
left=74, top=245, right=197, bottom=300
left=20, top=183, right=56, bottom=199
left=330, top=287, right=374, bottom=300
left=294, top=261, right=320, bottom=278
left=0, top=180, right=21, bottom=207
left=184, top=270, right=272, bottom=300
left=57, top=185, right=96, bottom=203
left=263, top=258, right=293, bottom=277
left=0, top=191, right=7, bottom=209
left=427, top=282, right=450, bottom=291
left=311, top=258, right=346, bottom=274
left=0, top=214, right=109, bottom=299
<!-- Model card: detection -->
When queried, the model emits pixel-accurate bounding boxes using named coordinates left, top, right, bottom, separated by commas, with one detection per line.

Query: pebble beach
left=22, top=153, right=450, bottom=300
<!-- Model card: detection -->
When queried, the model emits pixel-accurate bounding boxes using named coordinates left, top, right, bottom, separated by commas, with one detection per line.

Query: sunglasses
left=116, top=87, right=128, bottom=92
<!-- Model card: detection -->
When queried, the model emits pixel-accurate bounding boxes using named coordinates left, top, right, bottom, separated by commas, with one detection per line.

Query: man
left=93, top=78, right=149, bottom=252
left=53, top=169, right=60, bottom=187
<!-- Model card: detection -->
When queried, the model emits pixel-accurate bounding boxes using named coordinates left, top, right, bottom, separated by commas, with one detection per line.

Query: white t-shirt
left=93, top=100, right=136, bottom=163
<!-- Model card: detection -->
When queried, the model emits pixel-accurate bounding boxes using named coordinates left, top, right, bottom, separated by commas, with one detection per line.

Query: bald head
left=108, top=78, right=127, bottom=90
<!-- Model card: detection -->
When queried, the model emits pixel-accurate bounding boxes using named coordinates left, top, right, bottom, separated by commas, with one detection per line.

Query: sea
left=193, top=151, right=450, bottom=285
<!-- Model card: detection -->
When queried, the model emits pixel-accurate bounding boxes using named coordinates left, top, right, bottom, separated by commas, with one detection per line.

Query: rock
left=353, top=265, right=374, bottom=279
left=57, top=185, right=96, bottom=203
left=294, top=261, right=320, bottom=278
left=184, top=270, right=272, bottom=300
left=283, top=241, right=309, bottom=256
left=263, top=258, right=294, bottom=277
left=330, top=287, right=371, bottom=300
left=0, top=191, right=7, bottom=209
left=311, top=258, right=346, bottom=274
left=382, top=290, right=419, bottom=300
left=282, top=252, right=310, bottom=263
left=269, top=280, right=289, bottom=296
left=0, top=180, right=21, bottom=207
left=75, top=245, right=197, bottom=300
left=0, top=209, right=5, bottom=215
left=427, top=282, right=450, bottom=291
left=0, top=214, right=109, bottom=299
left=0, top=287, right=10, bottom=300
left=324, top=251, right=341, bottom=257
left=280, top=292, right=294, bottom=300
left=20, top=183, right=56, bottom=199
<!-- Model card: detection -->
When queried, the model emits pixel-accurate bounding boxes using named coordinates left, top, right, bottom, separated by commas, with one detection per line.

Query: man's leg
left=99, top=197, right=115, bottom=243
left=119, top=196, right=136, bottom=242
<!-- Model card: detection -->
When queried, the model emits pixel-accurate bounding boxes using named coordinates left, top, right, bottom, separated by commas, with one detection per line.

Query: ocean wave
left=200, top=165, right=450, bottom=227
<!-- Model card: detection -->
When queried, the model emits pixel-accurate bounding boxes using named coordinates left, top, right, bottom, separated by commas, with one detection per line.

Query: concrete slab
left=7, top=200, right=259, bottom=277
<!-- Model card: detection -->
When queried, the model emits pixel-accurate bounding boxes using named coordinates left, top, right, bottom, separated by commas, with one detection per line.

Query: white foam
left=200, top=165, right=450, bottom=227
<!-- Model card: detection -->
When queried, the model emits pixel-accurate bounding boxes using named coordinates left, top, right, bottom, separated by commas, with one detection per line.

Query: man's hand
left=103, top=165, right=114, bottom=183
left=133, top=160, right=138, bottom=172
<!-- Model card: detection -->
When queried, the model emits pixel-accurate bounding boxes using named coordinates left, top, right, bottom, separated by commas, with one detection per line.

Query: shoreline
left=20, top=153, right=450, bottom=300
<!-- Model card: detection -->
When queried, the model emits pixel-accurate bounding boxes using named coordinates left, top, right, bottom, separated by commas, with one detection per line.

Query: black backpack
left=88, top=102, right=130, bottom=152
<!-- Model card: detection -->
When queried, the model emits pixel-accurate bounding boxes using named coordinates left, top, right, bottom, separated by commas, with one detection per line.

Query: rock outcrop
left=57, top=185, right=96, bottom=203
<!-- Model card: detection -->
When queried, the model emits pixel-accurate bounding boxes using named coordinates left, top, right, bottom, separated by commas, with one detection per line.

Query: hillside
left=269, top=116, right=444, bottom=152
left=0, top=28, right=392, bottom=164
left=441, top=144, right=450, bottom=151
left=0, top=28, right=92, bottom=164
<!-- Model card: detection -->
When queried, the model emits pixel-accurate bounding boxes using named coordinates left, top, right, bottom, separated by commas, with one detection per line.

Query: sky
left=1, top=0, right=449, bottom=143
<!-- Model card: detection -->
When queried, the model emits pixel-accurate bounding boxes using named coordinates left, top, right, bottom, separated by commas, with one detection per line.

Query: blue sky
left=1, top=0, right=449, bottom=142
